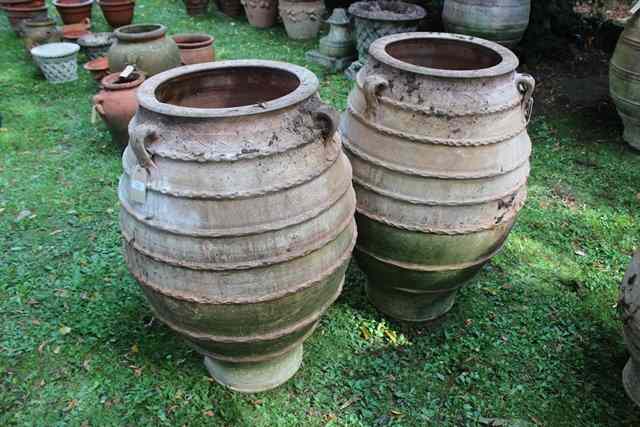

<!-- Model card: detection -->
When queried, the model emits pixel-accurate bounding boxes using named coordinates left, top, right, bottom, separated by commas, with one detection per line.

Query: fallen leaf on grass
left=59, top=326, right=71, bottom=335
left=360, top=326, right=370, bottom=340
left=37, top=341, right=48, bottom=353
left=15, top=209, right=32, bottom=222
left=203, top=410, right=214, bottom=417
left=575, top=250, right=587, bottom=257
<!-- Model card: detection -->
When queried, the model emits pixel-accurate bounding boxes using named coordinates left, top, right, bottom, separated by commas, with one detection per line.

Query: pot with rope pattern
left=119, top=60, right=356, bottom=392
left=340, top=32, right=534, bottom=322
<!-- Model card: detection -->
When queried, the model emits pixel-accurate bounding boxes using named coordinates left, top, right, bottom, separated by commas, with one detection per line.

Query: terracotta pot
left=77, top=31, right=114, bottom=59
left=107, top=24, right=181, bottom=76
left=62, top=17, right=91, bottom=40
left=94, top=71, right=145, bottom=145
left=172, top=33, right=215, bottom=65
left=98, top=0, right=134, bottom=28
left=340, top=33, right=534, bottom=322
left=185, top=0, right=208, bottom=15
left=279, top=0, right=325, bottom=40
left=611, top=7, right=640, bottom=150
left=443, top=0, right=531, bottom=48
left=0, top=0, right=44, bottom=8
left=84, top=55, right=109, bottom=81
left=53, top=0, right=94, bottom=25
left=216, top=0, right=242, bottom=17
left=119, top=60, right=355, bottom=393
left=3, top=4, right=48, bottom=36
left=242, top=0, right=277, bottom=28
left=22, top=18, right=62, bottom=53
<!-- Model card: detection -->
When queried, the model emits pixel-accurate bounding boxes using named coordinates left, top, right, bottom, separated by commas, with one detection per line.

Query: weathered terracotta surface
left=340, top=33, right=534, bottom=322
left=3, top=4, right=48, bottom=36
left=242, top=0, right=277, bottom=28
left=279, top=0, right=325, bottom=40
left=94, top=72, right=145, bottom=145
left=172, top=33, right=215, bottom=65
left=98, top=0, right=135, bottom=28
left=107, top=24, right=180, bottom=76
left=611, top=8, right=640, bottom=150
left=443, top=0, right=531, bottom=48
left=22, top=18, right=62, bottom=53
left=53, top=0, right=94, bottom=25
left=621, top=252, right=640, bottom=407
left=119, top=60, right=356, bottom=392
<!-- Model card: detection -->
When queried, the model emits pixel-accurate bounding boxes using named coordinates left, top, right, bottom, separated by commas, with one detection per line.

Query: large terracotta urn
left=340, top=33, right=534, bottom=322
left=621, top=252, right=640, bottom=407
left=93, top=71, right=145, bottom=146
left=442, top=0, right=531, bottom=48
left=107, top=24, right=181, bottom=77
left=119, top=60, right=356, bottom=392
left=610, top=5, right=640, bottom=150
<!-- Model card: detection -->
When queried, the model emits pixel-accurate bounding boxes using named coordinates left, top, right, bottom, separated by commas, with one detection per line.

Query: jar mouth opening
left=138, top=60, right=319, bottom=118
left=370, top=32, right=518, bottom=78
left=115, top=24, right=166, bottom=41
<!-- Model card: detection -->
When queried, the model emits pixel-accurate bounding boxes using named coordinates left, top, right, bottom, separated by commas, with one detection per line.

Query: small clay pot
left=77, top=31, right=114, bottom=59
left=185, top=0, right=208, bottom=16
left=216, top=0, right=242, bottom=17
left=2, top=4, right=48, bottom=36
left=98, top=0, right=135, bottom=28
left=84, top=55, right=109, bottom=81
left=107, top=24, right=181, bottom=76
left=61, top=17, right=91, bottom=40
left=53, top=0, right=94, bottom=25
left=22, top=17, right=62, bottom=53
left=93, top=71, right=145, bottom=146
left=241, top=0, right=277, bottom=28
left=172, top=33, right=215, bottom=65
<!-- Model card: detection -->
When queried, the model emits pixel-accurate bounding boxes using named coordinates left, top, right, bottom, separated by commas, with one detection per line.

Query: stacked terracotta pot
left=98, top=0, right=135, bottom=28
left=279, top=0, right=324, bottom=40
left=0, top=0, right=48, bottom=36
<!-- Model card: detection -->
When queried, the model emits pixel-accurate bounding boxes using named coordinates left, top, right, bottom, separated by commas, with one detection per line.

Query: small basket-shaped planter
left=31, top=42, right=80, bottom=84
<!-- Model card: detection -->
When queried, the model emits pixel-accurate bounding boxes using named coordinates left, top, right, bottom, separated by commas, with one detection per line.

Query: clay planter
left=84, top=55, right=109, bottom=81
left=443, top=0, right=531, bottom=48
left=77, top=32, right=114, bottom=60
left=340, top=33, right=534, bottom=322
left=3, top=4, right=48, bottom=36
left=216, top=0, right=242, bottom=17
left=94, top=71, right=144, bottom=145
left=611, top=7, right=640, bottom=150
left=22, top=18, right=63, bottom=53
left=107, top=24, right=181, bottom=76
left=242, top=0, right=277, bottom=28
left=621, top=252, right=640, bottom=407
left=62, top=17, right=91, bottom=40
left=119, top=60, right=356, bottom=392
left=98, top=0, right=135, bottom=28
left=279, top=0, right=324, bottom=39
left=346, top=0, right=425, bottom=77
left=53, top=0, right=94, bottom=25
left=31, top=42, right=80, bottom=84
left=185, top=0, right=208, bottom=16
left=172, top=33, right=215, bottom=65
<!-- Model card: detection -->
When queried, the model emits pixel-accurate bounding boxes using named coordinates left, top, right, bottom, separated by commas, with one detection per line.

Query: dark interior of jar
left=120, top=24, right=161, bottom=34
left=155, top=67, right=301, bottom=109
left=385, top=38, right=502, bottom=71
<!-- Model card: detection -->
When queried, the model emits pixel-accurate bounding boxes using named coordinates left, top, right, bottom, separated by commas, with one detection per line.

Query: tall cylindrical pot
left=611, top=8, right=640, bottom=150
left=107, top=24, right=181, bottom=76
left=119, top=60, right=357, bottom=392
left=340, top=33, right=534, bottom=322
left=279, top=0, right=324, bottom=40
left=442, top=0, right=531, bottom=48
left=242, top=0, right=277, bottom=28
left=93, top=71, right=145, bottom=146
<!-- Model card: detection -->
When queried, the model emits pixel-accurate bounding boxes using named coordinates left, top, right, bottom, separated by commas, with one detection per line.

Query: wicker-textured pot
left=340, top=33, right=534, bottom=322
left=31, top=42, right=80, bottom=84
left=119, top=60, right=356, bottom=392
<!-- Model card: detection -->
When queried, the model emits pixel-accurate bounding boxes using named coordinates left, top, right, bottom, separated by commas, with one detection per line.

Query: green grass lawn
left=2, top=1, right=640, bottom=425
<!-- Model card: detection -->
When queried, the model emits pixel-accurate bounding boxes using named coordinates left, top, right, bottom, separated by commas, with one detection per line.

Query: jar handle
left=515, top=73, right=535, bottom=125
left=363, top=74, right=389, bottom=114
left=311, top=104, right=339, bottom=144
left=130, top=124, right=158, bottom=170
left=92, top=94, right=106, bottom=116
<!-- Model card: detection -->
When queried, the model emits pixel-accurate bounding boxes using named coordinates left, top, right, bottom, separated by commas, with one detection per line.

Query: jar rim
left=368, top=32, right=519, bottom=79
left=137, top=60, right=319, bottom=118
left=115, top=24, right=166, bottom=42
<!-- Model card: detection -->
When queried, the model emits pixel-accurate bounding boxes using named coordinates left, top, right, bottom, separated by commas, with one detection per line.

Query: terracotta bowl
left=84, top=55, right=109, bottom=81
